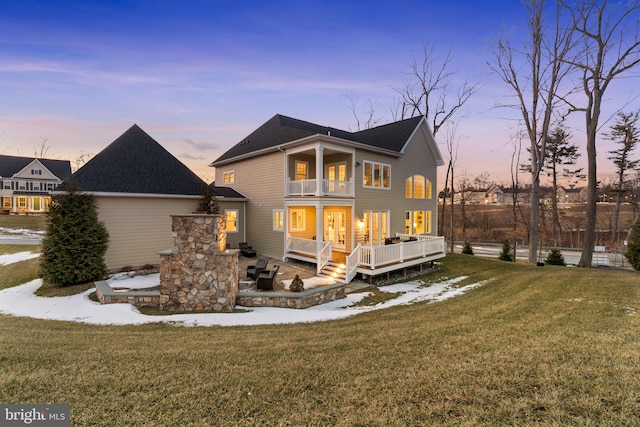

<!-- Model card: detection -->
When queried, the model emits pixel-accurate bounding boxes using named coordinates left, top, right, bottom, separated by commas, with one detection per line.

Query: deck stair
left=318, top=261, right=346, bottom=283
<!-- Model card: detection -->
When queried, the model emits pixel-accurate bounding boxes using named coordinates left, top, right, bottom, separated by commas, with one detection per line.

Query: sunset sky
left=1, top=0, right=638, bottom=187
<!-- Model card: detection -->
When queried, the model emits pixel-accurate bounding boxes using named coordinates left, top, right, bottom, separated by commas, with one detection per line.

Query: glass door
left=324, top=210, right=346, bottom=250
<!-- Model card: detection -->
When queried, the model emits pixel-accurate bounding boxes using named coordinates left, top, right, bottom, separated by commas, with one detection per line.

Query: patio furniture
left=246, top=258, right=268, bottom=280
left=239, top=242, right=257, bottom=257
left=257, top=265, right=280, bottom=290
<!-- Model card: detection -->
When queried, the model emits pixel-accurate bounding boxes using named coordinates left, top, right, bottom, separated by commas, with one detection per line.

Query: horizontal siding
left=216, top=152, right=285, bottom=259
left=354, top=126, right=439, bottom=236
left=96, top=196, right=199, bottom=270
left=218, top=200, right=246, bottom=250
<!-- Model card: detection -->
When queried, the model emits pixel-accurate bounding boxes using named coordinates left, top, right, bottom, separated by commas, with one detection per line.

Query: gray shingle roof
left=0, top=154, right=72, bottom=180
left=67, top=124, right=207, bottom=196
left=211, top=114, right=423, bottom=165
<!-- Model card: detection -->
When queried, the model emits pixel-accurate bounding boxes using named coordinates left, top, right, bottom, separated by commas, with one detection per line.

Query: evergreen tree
left=545, top=248, right=566, bottom=266
left=40, top=181, right=109, bottom=286
left=624, top=215, right=640, bottom=271
left=197, top=183, right=219, bottom=214
left=461, top=241, right=474, bottom=255
left=498, top=239, right=513, bottom=262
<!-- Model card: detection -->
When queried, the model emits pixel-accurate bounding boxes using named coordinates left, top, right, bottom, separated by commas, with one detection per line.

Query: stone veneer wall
left=235, top=283, right=346, bottom=309
left=159, top=214, right=238, bottom=312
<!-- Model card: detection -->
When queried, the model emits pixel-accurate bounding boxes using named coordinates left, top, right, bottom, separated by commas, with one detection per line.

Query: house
left=63, top=124, right=246, bottom=270
left=0, top=155, right=72, bottom=214
left=557, top=186, right=586, bottom=204
left=210, top=114, right=446, bottom=282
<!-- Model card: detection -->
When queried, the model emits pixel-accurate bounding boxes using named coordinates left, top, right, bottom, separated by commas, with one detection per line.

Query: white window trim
left=290, top=208, right=306, bottom=231
left=223, top=170, right=234, bottom=184
left=225, top=209, right=238, bottom=233
left=362, top=160, right=391, bottom=189
left=273, top=209, right=284, bottom=231
left=295, top=160, right=309, bottom=180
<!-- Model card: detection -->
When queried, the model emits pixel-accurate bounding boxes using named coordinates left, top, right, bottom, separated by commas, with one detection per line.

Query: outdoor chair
left=246, top=258, right=268, bottom=280
left=238, top=242, right=257, bottom=257
left=257, top=265, right=280, bottom=290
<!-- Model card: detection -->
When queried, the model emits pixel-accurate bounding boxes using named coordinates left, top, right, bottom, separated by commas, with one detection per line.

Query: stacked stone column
left=159, top=214, right=238, bottom=312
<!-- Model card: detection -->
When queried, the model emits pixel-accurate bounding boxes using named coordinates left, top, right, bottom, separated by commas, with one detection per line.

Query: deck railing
left=317, top=240, right=332, bottom=275
left=359, top=236, right=445, bottom=269
left=287, top=236, right=318, bottom=257
left=345, top=245, right=361, bottom=283
left=286, top=179, right=353, bottom=196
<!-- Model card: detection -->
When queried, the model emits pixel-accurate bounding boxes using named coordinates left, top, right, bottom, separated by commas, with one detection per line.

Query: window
left=17, top=197, right=27, bottom=208
left=363, top=210, right=389, bottom=245
left=18, top=181, right=26, bottom=191
left=273, top=209, right=284, bottom=231
left=290, top=209, right=305, bottom=231
left=3, top=198, right=11, bottom=208
left=405, top=210, right=432, bottom=234
left=405, top=175, right=433, bottom=199
left=31, top=169, right=41, bottom=175
left=223, top=171, right=234, bottom=184
left=225, top=209, right=238, bottom=232
left=295, top=161, right=308, bottom=181
left=33, top=182, right=41, bottom=191
left=363, top=161, right=391, bottom=189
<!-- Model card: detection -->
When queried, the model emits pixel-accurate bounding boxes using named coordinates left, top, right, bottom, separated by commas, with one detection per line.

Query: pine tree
left=624, top=215, right=640, bottom=271
left=40, top=181, right=109, bottom=286
left=499, top=239, right=513, bottom=262
left=545, top=248, right=566, bottom=266
left=461, top=241, right=474, bottom=255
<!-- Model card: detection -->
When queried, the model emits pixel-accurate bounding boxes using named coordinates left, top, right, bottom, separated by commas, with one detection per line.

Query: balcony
left=286, top=179, right=354, bottom=197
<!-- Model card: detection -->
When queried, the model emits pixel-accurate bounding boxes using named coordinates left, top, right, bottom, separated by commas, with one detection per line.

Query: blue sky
left=0, top=1, right=636, bottom=185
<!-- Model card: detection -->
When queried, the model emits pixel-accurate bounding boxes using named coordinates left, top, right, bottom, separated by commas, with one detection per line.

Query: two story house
left=211, top=114, right=446, bottom=282
left=0, top=155, right=72, bottom=214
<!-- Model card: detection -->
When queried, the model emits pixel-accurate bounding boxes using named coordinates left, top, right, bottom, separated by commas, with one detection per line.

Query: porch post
left=315, top=147, right=324, bottom=196
left=316, top=205, right=323, bottom=253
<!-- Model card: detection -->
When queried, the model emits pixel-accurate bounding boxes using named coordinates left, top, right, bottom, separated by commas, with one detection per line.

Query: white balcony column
left=316, top=205, right=323, bottom=253
left=315, top=147, right=324, bottom=196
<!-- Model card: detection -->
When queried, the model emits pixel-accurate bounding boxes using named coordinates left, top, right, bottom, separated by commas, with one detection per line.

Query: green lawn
left=0, top=254, right=639, bottom=426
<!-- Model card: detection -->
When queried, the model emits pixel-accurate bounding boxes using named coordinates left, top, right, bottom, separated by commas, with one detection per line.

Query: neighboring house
left=557, top=186, right=586, bottom=204
left=210, top=114, right=446, bottom=282
left=0, top=155, right=72, bottom=214
left=63, top=124, right=246, bottom=270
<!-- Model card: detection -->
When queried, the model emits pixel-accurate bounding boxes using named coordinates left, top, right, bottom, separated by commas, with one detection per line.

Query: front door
left=324, top=210, right=346, bottom=251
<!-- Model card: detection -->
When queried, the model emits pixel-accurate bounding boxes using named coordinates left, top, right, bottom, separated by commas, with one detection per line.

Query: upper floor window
left=406, top=175, right=433, bottom=199
left=31, top=169, right=42, bottom=175
left=223, top=171, right=234, bottom=184
left=363, top=161, right=390, bottom=189
left=2, top=181, right=9, bottom=190
left=18, top=181, right=26, bottom=191
left=295, top=161, right=308, bottom=181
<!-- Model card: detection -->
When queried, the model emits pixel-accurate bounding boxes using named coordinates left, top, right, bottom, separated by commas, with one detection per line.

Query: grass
left=0, top=254, right=639, bottom=425
left=0, top=245, right=41, bottom=291
left=0, top=215, right=47, bottom=231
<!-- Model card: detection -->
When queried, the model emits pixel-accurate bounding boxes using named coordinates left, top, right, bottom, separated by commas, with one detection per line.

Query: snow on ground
left=0, top=251, right=40, bottom=265
left=0, top=227, right=45, bottom=240
left=0, top=272, right=489, bottom=327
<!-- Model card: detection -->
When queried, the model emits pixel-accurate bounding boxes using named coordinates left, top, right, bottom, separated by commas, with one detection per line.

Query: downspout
left=278, top=146, right=287, bottom=261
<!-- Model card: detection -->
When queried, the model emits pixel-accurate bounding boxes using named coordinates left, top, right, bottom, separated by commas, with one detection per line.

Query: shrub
left=40, top=182, right=109, bottom=286
left=625, top=215, right=640, bottom=270
left=461, top=241, right=474, bottom=255
left=290, top=274, right=305, bottom=292
left=545, top=248, right=566, bottom=266
left=499, top=239, right=513, bottom=262
left=197, top=184, right=219, bottom=214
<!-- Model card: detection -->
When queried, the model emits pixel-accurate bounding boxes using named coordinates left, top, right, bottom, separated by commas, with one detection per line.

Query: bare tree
left=345, top=94, right=382, bottom=131
left=490, top=0, right=574, bottom=264
left=33, top=137, right=52, bottom=158
left=606, top=111, right=640, bottom=248
left=394, top=43, right=481, bottom=135
left=72, top=151, right=94, bottom=172
left=443, top=122, right=459, bottom=253
left=563, top=0, right=640, bottom=266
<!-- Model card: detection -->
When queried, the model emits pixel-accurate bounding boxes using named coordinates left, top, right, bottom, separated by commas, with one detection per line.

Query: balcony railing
left=286, top=179, right=353, bottom=197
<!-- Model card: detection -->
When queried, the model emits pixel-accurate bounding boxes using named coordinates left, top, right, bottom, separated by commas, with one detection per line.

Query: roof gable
left=211, top=114, right=430, bottom=166
left=0, top=155, right=71, bottom=180
left=68, top=124, right=206, bottom=195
